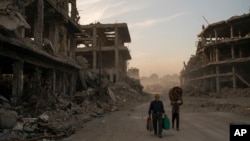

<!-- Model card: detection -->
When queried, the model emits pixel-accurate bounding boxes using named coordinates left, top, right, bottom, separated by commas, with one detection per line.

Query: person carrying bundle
left=169, top=86, right=183, bottom=131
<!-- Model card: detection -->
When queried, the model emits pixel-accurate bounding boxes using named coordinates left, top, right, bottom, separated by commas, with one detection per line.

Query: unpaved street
left=64, top=96, right=250, bottom=141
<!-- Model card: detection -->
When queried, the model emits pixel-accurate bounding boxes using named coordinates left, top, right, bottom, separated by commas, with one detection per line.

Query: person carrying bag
left=148, top=94, right=166, bottom=138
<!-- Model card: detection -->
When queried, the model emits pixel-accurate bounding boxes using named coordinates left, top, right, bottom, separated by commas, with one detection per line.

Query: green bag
left=162, top=116, right=170, bottom=130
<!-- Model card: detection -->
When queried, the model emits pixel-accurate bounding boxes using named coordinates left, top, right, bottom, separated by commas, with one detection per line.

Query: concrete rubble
left=182, top=87, right=250, bottom=117
left=0, top=73, right=147, bottom=141
left=0, top=0, right=31, bottom=36
left=0, top=0, right=149, bottom=140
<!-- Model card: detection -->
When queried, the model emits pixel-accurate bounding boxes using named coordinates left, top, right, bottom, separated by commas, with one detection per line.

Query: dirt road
left=64, top=96, right=250, bottom=141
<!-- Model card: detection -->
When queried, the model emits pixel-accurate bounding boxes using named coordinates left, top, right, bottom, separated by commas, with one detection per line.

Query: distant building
left=181, top=13, right=250, bottom=92
left=127, top=68, right=140, bottom=80
left=75, top=23, right=131, bottom=83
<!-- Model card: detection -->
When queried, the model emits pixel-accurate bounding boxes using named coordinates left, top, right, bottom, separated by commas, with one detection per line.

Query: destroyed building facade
left=0, top=1, right=144, bottom=140
left=180, top=13, right=250, bottom=92
left=0, top=0, right=81, bottom=103
left=75, top=23, right=132, bottom=83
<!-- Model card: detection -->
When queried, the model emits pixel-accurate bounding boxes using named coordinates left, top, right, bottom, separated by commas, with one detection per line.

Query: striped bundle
left=169, top=86, right=183, bottom=101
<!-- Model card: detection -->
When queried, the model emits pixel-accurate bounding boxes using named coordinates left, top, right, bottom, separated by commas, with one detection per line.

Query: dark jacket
left=148, top=100, right=165, bottom=115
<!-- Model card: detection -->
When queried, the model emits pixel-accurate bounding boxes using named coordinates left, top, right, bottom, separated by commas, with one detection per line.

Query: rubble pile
left=182, top=87, right=250, bottom=117
left=183, top=87, right=250, bottom=98
left=211, top=87, right=250, bottom=98
left=0, top=71, right=149, bottom=141
left=0, top=94, right=84, bottom=140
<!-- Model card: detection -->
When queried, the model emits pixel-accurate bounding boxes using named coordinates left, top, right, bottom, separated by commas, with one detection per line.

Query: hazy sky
left=77, top=0, right=250, bottom=77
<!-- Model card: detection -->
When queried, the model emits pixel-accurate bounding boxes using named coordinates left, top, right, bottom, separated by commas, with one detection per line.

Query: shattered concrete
left=0, top=0, right=30, bottom=36
left=0, top=71, right=148, bottom=140
left=0, top=109, right=17, bottom=129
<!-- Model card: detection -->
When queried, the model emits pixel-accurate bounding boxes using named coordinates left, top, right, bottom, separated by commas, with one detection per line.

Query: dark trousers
left=152, top=113, right=163, bottom=135
left=172, top=113, right=179, bottom=129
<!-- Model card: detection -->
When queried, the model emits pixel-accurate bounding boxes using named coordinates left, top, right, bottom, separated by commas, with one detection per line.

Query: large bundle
left=169, top=86, right=183, bottom=101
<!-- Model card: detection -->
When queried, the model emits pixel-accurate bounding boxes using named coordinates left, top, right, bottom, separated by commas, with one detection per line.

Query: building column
left=215, top=47, right=219, bottom=62
left=115, top=27, right=119, bottom=82
left=230, top=25, right=234, bottom=38
left=231, top=45, right=235, bottom=59
left=12, top=61, right=23, bottom=98
left=232, top=65, right=236, bottom=90
left=239, top=47, right=242, bottom=58
left=93, top=27, right=97, bottom=71
left=210, top=51, right=212, bottom=62
left=214, top=29, right=218, bottom=42
left=70, top=0, right=77, bottom=20
left=70, top=33, right=76, bottom=58
left=69, top=72, right=77, bottom=95
left=216, top=65, right=220, bottom=92
left=115, top=49, right=119, bottom=82
left=63, top=73, right=66, bottom=94
left=34, top=0, right=44, bottom=45
left=203, top=52, right=207, bottom=64
left=93, top=27, right=97, bottom=47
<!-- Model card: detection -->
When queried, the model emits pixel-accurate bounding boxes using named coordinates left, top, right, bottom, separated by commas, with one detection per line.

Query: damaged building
left=181, top=13, right=250, bottom=92
left=75, top=23, right=131, bottom=83
left=0, top=0, right=81, bottom=110
left=0, top=1, right=145, bottom=140
left=127, top=67, right=140, bottom=80
left=0, top=0, right=81, bottom=100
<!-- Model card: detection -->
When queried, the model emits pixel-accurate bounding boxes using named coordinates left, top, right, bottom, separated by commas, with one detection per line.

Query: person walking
left=148, top=94, right=166, bottom=138
left=171, top=99, right=183, bottom=131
